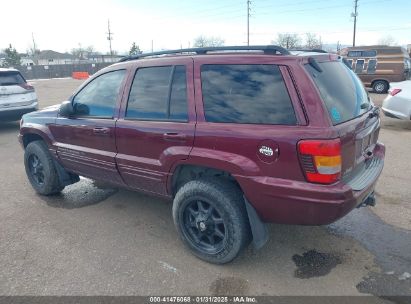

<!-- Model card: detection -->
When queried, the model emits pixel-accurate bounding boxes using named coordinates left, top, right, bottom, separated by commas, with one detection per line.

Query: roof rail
left=119, top=45, right=290, bottom=62
left=289, top=48, right=328, bottom=53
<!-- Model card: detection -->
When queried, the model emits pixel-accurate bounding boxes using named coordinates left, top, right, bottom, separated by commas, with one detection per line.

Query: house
left=87, top=53, right=123, bottom=63
left=36, top=50, right=75, bottom=65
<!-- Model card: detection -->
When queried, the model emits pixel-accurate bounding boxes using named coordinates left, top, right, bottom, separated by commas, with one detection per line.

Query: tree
left=378, top=35, right=398, bottom=46
left=2, top=44, right=21, bottom=68
left=273, top=33, right=301, bottom=49
left=305, top=33, right=322, bottom=49
left=193, top=35, right=225, bottom=48
left=71, top=45, right=95, bottom=60
left=129, top=42, right=142, bottom=55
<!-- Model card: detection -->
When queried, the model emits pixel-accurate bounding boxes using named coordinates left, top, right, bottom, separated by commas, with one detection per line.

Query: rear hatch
left=305, top=58, right=381, bottom=188
left=0, top=70, right=36, bottom=109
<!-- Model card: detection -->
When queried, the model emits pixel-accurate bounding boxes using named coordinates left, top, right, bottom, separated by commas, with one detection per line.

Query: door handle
left=163, top=132, right=186, bottom=142
left=93, top=127, right=110, bottom=136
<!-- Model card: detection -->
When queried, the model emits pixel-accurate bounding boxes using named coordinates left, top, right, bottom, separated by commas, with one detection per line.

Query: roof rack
left=119, top=45, right=290, bottom=62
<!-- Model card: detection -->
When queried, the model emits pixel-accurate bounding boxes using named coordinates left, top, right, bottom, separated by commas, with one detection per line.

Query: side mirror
left=74, top=103, right=90, bottom=116
left=59, top=101, right=74, bottom=117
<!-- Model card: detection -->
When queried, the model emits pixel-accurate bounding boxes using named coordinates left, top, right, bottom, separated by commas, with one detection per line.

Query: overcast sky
left=1, top=0, right=410, bottom=54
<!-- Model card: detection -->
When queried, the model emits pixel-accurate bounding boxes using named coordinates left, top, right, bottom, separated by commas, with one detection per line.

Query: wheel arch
left=169, top=163, right=242, bottom=197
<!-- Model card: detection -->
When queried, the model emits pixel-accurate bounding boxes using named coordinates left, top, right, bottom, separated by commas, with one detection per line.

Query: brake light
left=298, top=139, right=342, bottom=184
left=389, top=88, right=402, bottom=96
left=18, top=83, right=34, bottom=91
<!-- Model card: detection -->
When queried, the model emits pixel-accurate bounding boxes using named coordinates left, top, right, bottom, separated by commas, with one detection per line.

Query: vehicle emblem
left=259, top=146, right=274, bottom=156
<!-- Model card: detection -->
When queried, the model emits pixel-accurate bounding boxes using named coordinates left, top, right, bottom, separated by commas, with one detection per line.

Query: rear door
left=51, top=69, right=127, bottom=184
left=305, top=60, right=379, bottom=183
left=193, top=58, right=309, bottom=184
left=115, top=58, right=195, bottom=196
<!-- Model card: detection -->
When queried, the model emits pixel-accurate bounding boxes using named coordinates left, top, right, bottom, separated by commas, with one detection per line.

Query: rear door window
left=0, top=71, right=25, bottom=86
left=200, top=64, right=296, bottom=125
left=126, top=65, right=188, bottom=121
left=305, top=61, right=370, bottom=125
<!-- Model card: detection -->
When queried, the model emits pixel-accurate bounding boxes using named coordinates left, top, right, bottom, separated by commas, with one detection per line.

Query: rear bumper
left=381, top=107, right=409, bottom=120
left=237, top=142, right=385, bottom=225
left=0, top=102, right=38, bottom=121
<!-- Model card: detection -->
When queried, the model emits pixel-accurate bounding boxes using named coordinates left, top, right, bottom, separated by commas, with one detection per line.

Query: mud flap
left=53, top=159, right=80, bottom=186
left=243, top=196, right=269, bottom=250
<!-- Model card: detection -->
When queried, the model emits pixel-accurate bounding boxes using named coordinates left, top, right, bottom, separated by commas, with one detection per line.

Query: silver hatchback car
left=0, top=68, right=38, bottom=121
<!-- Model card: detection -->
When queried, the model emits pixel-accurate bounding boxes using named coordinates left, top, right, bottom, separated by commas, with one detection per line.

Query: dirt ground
left=0, top=78, right=409, bottom=298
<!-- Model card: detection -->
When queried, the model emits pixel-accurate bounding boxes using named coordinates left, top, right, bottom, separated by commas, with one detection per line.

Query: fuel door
left=257, top=140, right=280, bottom=163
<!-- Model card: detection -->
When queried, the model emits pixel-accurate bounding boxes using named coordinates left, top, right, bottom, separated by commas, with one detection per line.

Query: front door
left=50, top=69, right=127, bottom=185
left=115, top=58, right=195, bottom=195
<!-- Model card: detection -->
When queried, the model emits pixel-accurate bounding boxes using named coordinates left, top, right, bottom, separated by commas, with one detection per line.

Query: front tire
left=172, top=179, right=250, bottom=264
left=24, top=140, right=65, bottom=195
left=372, top=80, right=388, bottom=94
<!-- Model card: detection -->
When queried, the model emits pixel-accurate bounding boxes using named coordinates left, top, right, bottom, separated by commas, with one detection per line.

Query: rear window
left=305, top=61, right=370, bottom=125
left=0, top=71, right=25, bottom=86
left=201, top=64, right=296, bottom=125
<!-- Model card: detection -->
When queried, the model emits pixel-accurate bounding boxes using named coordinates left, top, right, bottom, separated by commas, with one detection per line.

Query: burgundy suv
left=19, top=46, right=385, bottom=264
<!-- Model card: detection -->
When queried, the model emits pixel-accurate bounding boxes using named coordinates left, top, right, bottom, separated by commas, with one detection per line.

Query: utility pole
left=247, top=0, right=251, bottom=46
left=107, top=19, right=114, bottom=57
left=352, top=0, right=358, bottom=47
left=31, top=32, right=38, bottom=65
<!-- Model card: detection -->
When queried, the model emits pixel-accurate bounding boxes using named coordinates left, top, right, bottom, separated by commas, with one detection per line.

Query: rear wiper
left=308, top=57, right=323, bottom=73
left=360, top=102, right=370, bottom=110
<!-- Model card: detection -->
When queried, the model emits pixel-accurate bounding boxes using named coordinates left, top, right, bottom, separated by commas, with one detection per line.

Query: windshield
left=305, top=60, right=371, bottom=125
left=0, top=71, right=25, bottom=86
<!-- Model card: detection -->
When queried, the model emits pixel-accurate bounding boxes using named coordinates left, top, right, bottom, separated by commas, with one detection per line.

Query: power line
left=352, top=0, right=359, bottom=46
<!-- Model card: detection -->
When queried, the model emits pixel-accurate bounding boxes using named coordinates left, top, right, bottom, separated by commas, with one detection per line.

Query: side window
left=73, top=70, right=126, bottom=117
left=355, top=59, right=365, bottom=74
left=126, top=65, right=188, bottom=121
left=201, top=64, right=296, bottom=125
left=367, top=59, right=377, bottom=74
left=348, top=51, right=362, bottom=57
left=170, top=66, right=188, bottom=121
left=363, top=50, right=377, bottom=57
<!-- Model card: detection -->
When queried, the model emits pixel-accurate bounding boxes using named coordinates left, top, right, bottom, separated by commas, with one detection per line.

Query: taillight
left=298, top=139, right=342, bottom=184
left=18, top=83, right=34, bottom=92
left=389, top=88, right=402, bottom=96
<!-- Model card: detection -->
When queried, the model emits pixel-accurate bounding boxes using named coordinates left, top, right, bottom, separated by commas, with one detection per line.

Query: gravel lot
left=0, top=78, right=410, bottom=298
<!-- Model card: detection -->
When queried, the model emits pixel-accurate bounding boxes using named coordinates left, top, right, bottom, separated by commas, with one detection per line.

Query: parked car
left=341, top=46, right=411, bottom=94
left=19, top=46, right=385, bottom=264
left=0, top=68, right=38, bottom=120
left=382, top=80, right=411, bottom=120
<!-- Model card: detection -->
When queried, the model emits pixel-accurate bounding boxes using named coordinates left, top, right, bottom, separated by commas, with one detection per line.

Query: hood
left=21, top=104, right=60, bottom=124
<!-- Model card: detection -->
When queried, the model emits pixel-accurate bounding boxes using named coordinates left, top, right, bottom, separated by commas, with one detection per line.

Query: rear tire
left=372, top=80, right=388, bottom=94
left=172, top=178, right=250, bottom=264
left=24, top=140, right=65, bottom=195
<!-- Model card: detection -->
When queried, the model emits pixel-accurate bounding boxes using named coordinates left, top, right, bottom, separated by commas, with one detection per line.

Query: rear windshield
left=305, top=61, right=371, bottom=125
left=0, top=71, right=25, bottom=86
